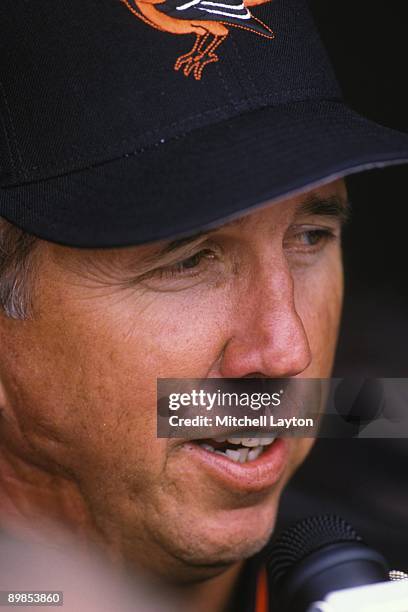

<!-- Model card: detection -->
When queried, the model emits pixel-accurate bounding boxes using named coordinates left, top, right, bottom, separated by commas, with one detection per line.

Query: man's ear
left=0, top=349, right=10, bottom=417
left=0, top=374, right=7, bottom=416
left=0, top=375, right=15, bottom=431
left=0, top=324, right=15, bottom=422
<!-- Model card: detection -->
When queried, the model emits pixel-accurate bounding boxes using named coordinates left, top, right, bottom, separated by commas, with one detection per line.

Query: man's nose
left=220, top=262, right=312, bottom=378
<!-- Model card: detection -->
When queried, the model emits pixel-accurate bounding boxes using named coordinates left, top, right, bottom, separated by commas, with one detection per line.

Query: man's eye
left=286, top=227, right=337, bottom=251
left=156, top=249, right=217, bottom=278
left=298, top=229, right=333, bottom=245
left=177, top=249, right=216, bottom=271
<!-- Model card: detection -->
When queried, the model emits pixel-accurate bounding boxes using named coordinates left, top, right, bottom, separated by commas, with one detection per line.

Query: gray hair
left=0, top=218, right=38, bottom=319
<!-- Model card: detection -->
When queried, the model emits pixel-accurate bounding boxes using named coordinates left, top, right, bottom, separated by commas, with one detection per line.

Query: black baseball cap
left=0, top=0, right=407, bottom=247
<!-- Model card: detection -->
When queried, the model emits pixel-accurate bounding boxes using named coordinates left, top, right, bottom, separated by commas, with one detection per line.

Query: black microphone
left=266, top=515, right=389, bottom=612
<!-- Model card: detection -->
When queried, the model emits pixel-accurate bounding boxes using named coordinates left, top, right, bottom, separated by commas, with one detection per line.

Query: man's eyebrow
left=295, top=194, right=351, bottom=224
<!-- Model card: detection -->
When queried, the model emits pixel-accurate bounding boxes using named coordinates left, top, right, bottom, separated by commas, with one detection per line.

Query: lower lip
left=180, top=439, right=289, bottom=494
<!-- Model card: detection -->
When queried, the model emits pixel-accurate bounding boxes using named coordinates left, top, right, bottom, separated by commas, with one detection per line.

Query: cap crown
left=0, top=0, right=341, bottom=186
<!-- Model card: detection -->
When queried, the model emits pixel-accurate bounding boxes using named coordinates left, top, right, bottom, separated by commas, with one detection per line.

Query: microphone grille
left=266, top=515, right=363, bottom=587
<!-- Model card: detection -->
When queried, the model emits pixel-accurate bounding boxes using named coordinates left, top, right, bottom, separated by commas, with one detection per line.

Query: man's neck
left=175, top=562, right=245, bottom=612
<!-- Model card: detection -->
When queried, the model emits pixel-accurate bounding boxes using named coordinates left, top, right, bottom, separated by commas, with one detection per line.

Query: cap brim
left=1, top=99, right=408, bottom=248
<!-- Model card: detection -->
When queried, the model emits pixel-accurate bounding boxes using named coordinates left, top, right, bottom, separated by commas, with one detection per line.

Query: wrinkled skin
left=0, top=180, right=347, bottom=608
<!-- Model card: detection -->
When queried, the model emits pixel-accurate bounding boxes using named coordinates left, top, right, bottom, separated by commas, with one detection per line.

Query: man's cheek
left=292, top=438, right=315, bottom=470
left=4, top=354, right=157, bottom=482
left=123, top=311, right=227, bottom=377
left=295, top=265, right=343, bottom=370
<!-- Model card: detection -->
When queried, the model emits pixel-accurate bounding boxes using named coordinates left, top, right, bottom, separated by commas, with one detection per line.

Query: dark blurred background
left=277, top=1, right=408, bottom=569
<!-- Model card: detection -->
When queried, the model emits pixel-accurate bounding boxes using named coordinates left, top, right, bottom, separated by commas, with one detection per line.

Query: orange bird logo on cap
left=122, top=0, right=274, bottom=81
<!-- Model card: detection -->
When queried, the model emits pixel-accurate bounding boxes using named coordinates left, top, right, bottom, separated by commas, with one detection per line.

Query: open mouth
left=194, top=436, right=277, bottom=464
left=183, top=435, right=288, bottom=492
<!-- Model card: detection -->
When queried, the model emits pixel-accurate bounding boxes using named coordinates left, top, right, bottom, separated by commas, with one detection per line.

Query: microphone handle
left=279, top=543, right=389, bottom=612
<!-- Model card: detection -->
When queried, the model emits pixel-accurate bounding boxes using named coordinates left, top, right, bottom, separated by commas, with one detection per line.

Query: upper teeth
left=224, top=447, right=265, bottom=462
left=215, top=436, right=276, bottom=447
left=199, top=436, right=276, bottom=463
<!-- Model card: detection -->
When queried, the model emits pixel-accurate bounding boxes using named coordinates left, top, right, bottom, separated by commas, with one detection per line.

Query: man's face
left=0, top=180, right=347, bottom=581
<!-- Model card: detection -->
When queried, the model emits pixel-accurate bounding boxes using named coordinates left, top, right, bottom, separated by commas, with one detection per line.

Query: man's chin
left=185, top=535, right=271, bottom=569
left=159, top=534, right=271, bottom=584
left=161, top=508, right=278, bottom=575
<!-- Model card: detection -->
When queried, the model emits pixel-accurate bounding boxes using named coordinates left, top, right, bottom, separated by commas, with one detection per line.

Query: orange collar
left=255, top=565, right=269, bottom=612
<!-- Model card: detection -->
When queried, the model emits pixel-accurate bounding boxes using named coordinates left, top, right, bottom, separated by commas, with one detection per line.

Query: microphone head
left=266, top=515, right=388, bottom=612
left=268, top=515, right=363, bottom=588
